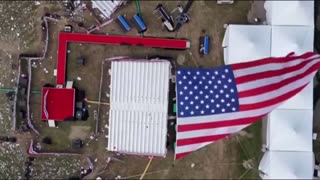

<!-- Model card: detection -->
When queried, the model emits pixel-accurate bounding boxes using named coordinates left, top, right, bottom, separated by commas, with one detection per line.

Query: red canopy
left=41, top=87, right=75, bottom=121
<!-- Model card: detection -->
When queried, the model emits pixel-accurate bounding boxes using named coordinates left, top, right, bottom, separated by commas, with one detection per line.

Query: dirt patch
left=69, top=126, right=91, bottom=140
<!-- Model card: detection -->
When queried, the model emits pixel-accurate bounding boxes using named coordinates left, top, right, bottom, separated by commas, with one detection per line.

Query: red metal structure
left=56, top=32, right=190, bottom=85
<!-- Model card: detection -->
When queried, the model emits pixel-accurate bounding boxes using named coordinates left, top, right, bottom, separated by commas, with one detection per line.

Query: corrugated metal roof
left=108, top=60, right=171, bottom=157
left=91, top=0, right=125, bottom=19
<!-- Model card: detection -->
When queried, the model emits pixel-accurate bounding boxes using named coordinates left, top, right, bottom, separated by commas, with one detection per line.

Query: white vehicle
left=64, top=25, right=72, bottom=32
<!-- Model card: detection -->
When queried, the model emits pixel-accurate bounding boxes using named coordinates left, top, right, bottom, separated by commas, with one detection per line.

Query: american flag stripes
left=175, top=52, right=320, bottom=159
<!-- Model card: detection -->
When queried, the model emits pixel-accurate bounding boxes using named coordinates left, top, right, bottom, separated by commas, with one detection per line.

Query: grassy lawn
left=236, top=120, right=262, bottom=179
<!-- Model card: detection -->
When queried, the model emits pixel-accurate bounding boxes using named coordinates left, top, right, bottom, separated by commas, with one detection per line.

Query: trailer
left=132, top=13, right=147, bottom=33
left=117, top=15, right=131, bottom=32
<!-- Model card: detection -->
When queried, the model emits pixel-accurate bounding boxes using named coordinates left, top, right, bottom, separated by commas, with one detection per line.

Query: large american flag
left=175, top=52, right=320, bottom=159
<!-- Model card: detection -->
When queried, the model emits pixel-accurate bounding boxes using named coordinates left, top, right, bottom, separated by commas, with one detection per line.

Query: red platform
left=56, top=32, right=190, bottom=85
left=41, top=87, right=75, bottom=121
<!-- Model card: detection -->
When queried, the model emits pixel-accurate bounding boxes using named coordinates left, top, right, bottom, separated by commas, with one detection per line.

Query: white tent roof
left=266, top=109, right=313, bottom=151
left=271, top=26, right=314, bottom=57
left=222, top=25, right=271, bottom=64
left=91, top=0, right=125, bottom=19
left=264, top=0, right=314, bottom=26
left=259, top=151, right=314, bottom=179
left=108, top=60, right=170, bottom=157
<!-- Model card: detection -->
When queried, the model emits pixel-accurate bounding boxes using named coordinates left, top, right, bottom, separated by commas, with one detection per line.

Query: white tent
left=108, top=60, right=170, bottom=157
left=264, top=0, right=314, bottom=26
left=91, top=0, right=126, bottom=19
left=222, top=25, right=271, bottom=64
left=266, top=109, right=313, bottom=151
left=259, top=151, right=314, bottom=179
left=271, top=26, right=314, bottom=57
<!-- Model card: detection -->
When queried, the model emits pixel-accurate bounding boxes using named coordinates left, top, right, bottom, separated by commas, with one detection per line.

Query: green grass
left=241, top=121, right=262, bottom=158
left=236, top=120, right=262, bottom=179
left=38, top=123, right=73, bottom=151
left=35, top=117, right=94, bottom=152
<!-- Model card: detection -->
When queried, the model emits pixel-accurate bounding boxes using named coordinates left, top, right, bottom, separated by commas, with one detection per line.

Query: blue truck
left=199, top=35, right=209, bottom=56
left=132, top=13, right=147, bottom=33
left=117, top=15, right=131, bottom=32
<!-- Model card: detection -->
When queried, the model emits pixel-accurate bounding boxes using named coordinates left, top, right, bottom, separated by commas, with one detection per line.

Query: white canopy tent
left=271, top=26, right=314, bottom=57
left=222, top=25, right=271, bottom=64
left=266, top=109, right=313, bottom=151
left=91, top=0, right=126, bottom=19
left=259, top=151, right=314, bottom=179
left=264, top=0, right=314, bottom=26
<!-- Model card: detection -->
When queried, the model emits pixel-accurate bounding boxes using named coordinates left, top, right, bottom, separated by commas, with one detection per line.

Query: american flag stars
left=176, top=66, right=239, bottom=117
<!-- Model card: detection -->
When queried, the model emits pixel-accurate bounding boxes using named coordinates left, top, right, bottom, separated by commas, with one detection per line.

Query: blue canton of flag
left=176, top=66, right=239, bottom=117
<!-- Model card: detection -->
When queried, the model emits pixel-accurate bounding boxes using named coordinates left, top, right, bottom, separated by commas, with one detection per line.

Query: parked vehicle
left=117, top=15, right=131, bottom=32
left=132, top=13, right=147, bottom=33
left=199, top=35, right=210, bottom=56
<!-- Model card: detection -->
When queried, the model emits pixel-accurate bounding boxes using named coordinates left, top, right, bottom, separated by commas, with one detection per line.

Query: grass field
left=237, top=121, right=262, bottom=179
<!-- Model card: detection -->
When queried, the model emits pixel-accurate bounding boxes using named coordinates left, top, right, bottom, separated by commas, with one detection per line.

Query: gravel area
left=29, top=156, right=81, bottom=179
left=0, top=142, right=25, bottom=178
left=0, top=1, right=40, bottom=51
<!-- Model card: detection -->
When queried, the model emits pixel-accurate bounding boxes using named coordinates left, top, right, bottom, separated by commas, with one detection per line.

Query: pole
left=139, top=157, right=154, bottom=180
left=0, top=88, right=41, bottom=94
left=135, top=0, right=144, bottom=37
left=135, top=0, right=142, bottom=16
left=0, top=88, right=15, bottom=92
